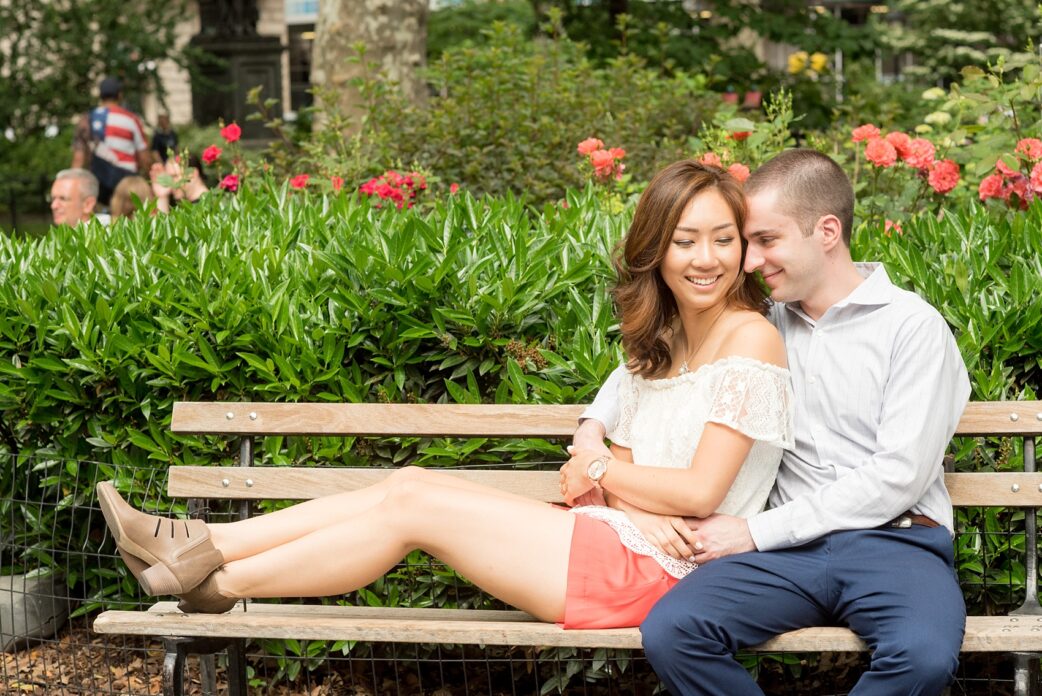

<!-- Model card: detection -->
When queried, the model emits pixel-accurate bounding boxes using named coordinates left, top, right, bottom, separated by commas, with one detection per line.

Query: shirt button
left=808, top=376, right=817, bottom=385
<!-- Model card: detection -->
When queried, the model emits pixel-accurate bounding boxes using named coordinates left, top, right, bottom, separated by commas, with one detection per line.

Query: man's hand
left=571, top=419, right=612, bottom=458
left=688, top=513, right=756, bottom=563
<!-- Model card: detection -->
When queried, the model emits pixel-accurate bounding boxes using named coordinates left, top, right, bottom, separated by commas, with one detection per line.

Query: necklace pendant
left=678, top=361, right=689, bottom=375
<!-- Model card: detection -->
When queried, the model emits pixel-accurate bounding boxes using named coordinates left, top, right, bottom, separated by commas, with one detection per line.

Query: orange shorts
left=562, top=512, right=680, bottom=629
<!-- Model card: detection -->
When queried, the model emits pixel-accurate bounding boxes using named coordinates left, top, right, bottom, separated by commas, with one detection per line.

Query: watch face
left=588, top=458, right=607, bottom=482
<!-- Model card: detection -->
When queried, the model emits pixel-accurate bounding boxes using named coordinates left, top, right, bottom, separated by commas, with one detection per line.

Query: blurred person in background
left=109, top=175, right=155, bottom=220
left=50, top=168, right=99, bottom=227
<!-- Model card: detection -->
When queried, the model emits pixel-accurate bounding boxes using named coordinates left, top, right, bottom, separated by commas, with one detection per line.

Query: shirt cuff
left=746, top=507, right=792, bottom=552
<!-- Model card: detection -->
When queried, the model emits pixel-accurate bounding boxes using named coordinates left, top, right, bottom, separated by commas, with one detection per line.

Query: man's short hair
left=745, top=149, right=855, bottom=245
left=99, top=76, right=122, bottom=99
left=55, top=168, right=100, bottom=201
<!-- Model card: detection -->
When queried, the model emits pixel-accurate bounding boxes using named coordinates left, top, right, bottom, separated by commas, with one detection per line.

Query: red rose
left=884, top=132, right=911, bottom=159
left=331, top=176, right=344, bottom=192
left=864, top=139, right=897, bottom=168
left=218, top=174, right=239, bottom=192
left=202, top=145, right=222, bottom=165
left=1015, top=138, right=1042, bottom=161
left=978, top=173, right=1004, bottom=200
left=289, top=174, right=310, bottom=190
left=903, top=138, right=935, bottom=170
left=577, top=138, right=604, bottom=156
left=927, top=159, right=959, bottom=194
left=220, top=123, right=242, bottom=143
left=728, top=131, right=752, bottom=141
left=449, top=183, right=460, bottom=194
left=851, top=124, right=881, bottom=143
left=727, top=163, right=750, bottom=183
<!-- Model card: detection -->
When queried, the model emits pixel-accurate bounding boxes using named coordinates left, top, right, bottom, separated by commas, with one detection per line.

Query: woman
left=109, top=175, right=155, bottom=220
left=97, top=160, right=793, bottom=627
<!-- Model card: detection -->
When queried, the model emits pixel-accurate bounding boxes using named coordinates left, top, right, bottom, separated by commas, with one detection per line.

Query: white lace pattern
left=572, top=356, right=794, bottom=578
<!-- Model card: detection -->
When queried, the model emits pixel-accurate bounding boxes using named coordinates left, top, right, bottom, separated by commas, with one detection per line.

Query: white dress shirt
left=580, top=263, right=971, bottom=551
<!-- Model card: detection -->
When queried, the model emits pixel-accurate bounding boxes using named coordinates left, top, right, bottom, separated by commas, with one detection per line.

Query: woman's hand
left=624, top=507, right=700, bottom=561
left=559, top=447, right=604, bottom=505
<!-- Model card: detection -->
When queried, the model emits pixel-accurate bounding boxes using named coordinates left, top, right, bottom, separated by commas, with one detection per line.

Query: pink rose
left=289, top=174, right=310, bottom=190
left=218, top=174, right=239, bottom=192
left=884, top=132, right=911, bottom=159
left=202, top=145, right=222, bottom=165
left=727, top=163, right=750, bottom=183
left=220, top=123, right=242, bottom=143
left=884, top=219, right=903, bottom=237
left=978, top=173, right=1004, bottom=200
left=449, top=183, right=460, bottom=194
left=903, top=139, right=935, bottom=170
left=927, top=159, right=960, bottom=194
left=1015, top=138, right=1042, bottom=161
left=609, top=147, right=626, bottom=160
left=864, top=139, right=897, bottom=168
left=589, top=149, right=616, bottom=176
left=577, top=138, right=604, bottom=156
left=996, top=159, right=1018, bottom=178
left=851, top=124, right=881, bottom=143
left=698, top=152, right=722, bottom=168
left=1030, top=162, right=1042, bottom=194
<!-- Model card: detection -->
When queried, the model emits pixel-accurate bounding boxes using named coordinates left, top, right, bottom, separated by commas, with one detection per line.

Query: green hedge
left=1, top=188, right=1039, bottom=684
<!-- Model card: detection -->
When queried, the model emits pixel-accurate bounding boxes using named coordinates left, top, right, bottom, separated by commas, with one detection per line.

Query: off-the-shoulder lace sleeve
left=706, top=357, right=794, bottom=449
left=606, top=369, right=638, bottom=448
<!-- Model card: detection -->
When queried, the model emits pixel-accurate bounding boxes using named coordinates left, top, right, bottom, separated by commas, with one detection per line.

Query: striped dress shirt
left=580, top=263, right=970, bottom=551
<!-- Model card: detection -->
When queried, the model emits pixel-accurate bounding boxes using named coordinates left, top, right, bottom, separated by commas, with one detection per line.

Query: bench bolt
left=246, top=479, right=254, bottom=487
left=249, top=412, right=257, bottom=420
left=222, top=478, right=230, bottom=487
left=226, top=412, right=234, bottom=420
left=1037, top=412, right=1042, bottom=421
left=1012, top=484, right=1021, bottom=492
left=1010, top=413, right=1020, bottom=422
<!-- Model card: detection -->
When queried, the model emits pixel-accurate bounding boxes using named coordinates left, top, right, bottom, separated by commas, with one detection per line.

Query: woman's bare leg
left=209, top=466, right=539, bottom=562
left=213, top=477, right=575, bottom=621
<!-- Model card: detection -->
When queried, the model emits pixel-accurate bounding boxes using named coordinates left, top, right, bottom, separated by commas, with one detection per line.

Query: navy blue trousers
left=641, top=526, right=965, bottom=695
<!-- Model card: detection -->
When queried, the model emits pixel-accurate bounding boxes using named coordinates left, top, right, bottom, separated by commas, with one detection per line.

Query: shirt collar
left=781, top=262, right=896, bottom=323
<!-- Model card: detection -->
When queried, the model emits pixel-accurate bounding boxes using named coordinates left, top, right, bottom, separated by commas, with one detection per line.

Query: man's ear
left=84, top=196, right=97, bottom=216
left=817, top=214, right=844, bottom=252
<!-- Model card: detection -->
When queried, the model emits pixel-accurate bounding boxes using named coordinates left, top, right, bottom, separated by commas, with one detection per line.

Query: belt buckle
left=889, top=515, right=913, bottom=529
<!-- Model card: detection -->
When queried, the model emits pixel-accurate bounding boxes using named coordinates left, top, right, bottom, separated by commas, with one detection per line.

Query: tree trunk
left=311, top=0, right=427, bottom=125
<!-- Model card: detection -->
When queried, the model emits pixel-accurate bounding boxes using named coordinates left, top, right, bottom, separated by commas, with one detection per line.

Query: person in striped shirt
left=72, top=77, right=150, bottom=207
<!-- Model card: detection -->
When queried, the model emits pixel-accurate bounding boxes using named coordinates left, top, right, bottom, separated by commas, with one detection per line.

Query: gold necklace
left=677, top=307, right=727, bottom=375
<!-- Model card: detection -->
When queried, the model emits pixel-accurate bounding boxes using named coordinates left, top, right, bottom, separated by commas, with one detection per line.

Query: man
left=573, top=149, right=970, bottom=694
left=72, top=76, right=150, bottom=206
left=50, top=168, right=99, bottom=227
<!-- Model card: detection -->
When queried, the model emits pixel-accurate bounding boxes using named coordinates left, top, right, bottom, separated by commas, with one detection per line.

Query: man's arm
left=747, top=313, right=969, bottom=552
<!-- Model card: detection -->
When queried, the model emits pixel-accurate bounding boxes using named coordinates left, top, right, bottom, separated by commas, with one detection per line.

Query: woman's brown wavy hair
left=612, top=160, right=769, bottom=378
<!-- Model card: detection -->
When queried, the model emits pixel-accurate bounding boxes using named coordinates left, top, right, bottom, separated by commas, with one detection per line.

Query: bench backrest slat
left=168, top=467, right=1042, bottom=507
left=171, top=401, right=1042, bottom=437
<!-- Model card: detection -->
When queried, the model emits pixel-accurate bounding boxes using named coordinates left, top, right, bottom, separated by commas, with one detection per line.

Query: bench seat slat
left=169, top=467, right=1042, bottom=507
left=92, top=604, right=1042, bottom=652
left=170, top=401, right=1042, bottom=437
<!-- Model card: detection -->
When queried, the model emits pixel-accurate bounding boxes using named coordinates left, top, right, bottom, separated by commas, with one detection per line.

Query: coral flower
left=864, top=139, right=897, bottom=167
left=202, top=145, right=222, bottom=165
left=727, top=163, right=750, bottom=183
left=1031, top=162, right=1042, bottom=194
left=450, top=183, right=460, bottom=194
left=577, top=138, right=604, bottom=156
left=884, top=132, right=911, bottom=159
left=289, top=174, right=310, bottom=190
left=728, top=131, right=752, bottom=141
left=884, top=219, right=903, bottom=237
left=903, top=138, right=935, bottom=170
left=698, top=152, right=722, bottom=168
left=927, top=159, right=960, bottom=194
left=218, top=174, right=239, bottom=192
left=995, top=159, right=1018, bottom=178
left=331, top=176, right=344, bottom=192
left=1015, top=138, right=1042, bottom=160
left=851, top=124, right=881, bottom=143
left=978, top=173, right=1004, bottom=200
left=220, top=123, right=242, bottom=143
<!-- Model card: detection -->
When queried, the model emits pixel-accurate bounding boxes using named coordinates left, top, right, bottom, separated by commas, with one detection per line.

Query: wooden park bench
left=93, top=400, right=1042, bottom=695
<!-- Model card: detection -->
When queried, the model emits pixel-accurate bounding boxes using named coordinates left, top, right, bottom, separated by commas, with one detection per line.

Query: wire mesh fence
left=0, top=451, right=1035, bottom=695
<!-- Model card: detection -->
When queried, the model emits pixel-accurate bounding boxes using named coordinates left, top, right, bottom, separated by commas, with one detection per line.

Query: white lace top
left=572, top=356, right=795, bottom=578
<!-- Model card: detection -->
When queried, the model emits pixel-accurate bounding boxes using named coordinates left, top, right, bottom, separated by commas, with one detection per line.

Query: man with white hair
left=50, top=169, right=99, bottom=227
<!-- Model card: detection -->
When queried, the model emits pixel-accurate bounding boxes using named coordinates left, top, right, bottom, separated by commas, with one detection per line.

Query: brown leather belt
left=888, top=512, right=939, bottom=529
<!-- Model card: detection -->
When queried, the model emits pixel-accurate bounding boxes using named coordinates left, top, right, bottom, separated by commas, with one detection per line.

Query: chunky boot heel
left=96, top=481, right=224, bottom=597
